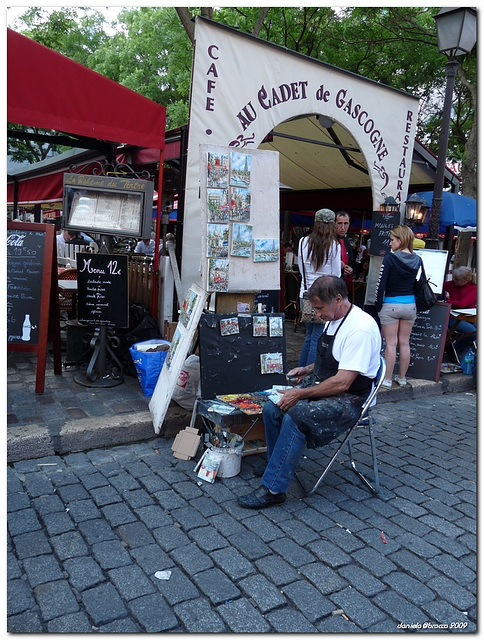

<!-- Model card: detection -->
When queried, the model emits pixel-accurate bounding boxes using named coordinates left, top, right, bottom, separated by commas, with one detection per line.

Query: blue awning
left=415, top=191, right=476, bottom=228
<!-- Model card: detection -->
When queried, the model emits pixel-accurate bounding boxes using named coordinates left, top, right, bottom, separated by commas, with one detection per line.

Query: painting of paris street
left=231, top=223, right=253, bottom=258
left=208, top=259, right=229, bottom=292
left=207, top=188, right=230, bottom=223
left=230, top=151, right=251, bottom=187
left=207, top=152, right=229, bottom=188
left=207, top=224, right=229, bottom=258
left=230, top=187, right=251, bottom=222
left=253, top=238, right=279, bottom=262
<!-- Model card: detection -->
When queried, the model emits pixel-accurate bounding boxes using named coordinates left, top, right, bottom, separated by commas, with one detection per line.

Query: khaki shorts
left=378, top=302, right=417, bottom=326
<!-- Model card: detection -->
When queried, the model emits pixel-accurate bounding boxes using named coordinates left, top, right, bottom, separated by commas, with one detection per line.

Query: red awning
left=7, top=170, right=65, bottom=206
left=7, top=28, right=166, bottom=149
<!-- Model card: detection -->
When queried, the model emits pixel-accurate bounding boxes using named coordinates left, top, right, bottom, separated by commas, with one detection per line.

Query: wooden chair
left=58, top=268, right=78, bottom=318
left=297, top=355, right=386, bottom=496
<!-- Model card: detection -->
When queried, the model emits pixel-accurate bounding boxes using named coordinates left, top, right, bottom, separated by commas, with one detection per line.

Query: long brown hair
left=306, top=221, right=338, bottom=271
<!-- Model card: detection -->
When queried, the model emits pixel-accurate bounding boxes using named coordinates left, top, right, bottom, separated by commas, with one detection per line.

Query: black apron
left=288, top=305, right=374, bottom=449
left=314, top=305, right=373, bottom=399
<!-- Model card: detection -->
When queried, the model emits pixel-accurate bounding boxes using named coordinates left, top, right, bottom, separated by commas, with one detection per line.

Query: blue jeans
left=299, top=322, right=325, bottom=367
left=261, top=401, right=307, bottom=494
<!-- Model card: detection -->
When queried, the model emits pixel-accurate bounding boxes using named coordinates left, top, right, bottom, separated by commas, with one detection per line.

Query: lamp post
left=404, top=193, right=429, bottom=228
left=426, top=7, right=477, bottom=250
left=379, top=196, right=399, bottom=213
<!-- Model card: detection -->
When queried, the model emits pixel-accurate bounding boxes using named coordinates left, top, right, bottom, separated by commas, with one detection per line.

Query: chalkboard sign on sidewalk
left=77, top=253, right=129, bottom=328
left=387, top=302, right=451, bottom=382
left=7, top=227, right=46, bottom=345
left=370, top=210, right=401, bottom=257
left=7, top=222, right=61, bottom=393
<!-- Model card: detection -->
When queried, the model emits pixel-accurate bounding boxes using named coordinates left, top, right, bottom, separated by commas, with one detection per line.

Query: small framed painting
left=207, top=223, right=229, bottom=258
left=269, top=316, right=284, bottom=337
left=253, top=238, right=279, bottom=262
left=207, top=152, right=229, bottom=188
left=231, top=223, right=253, bottom=257
left=260, top=352, right=284, bottom=375
left=253, top=315, right=268, bottom=337
left=207, top=188, right=230, bottom=223
left=220, top=317, right=239, bottom=336
left=208, top=259, right=229, bottom=292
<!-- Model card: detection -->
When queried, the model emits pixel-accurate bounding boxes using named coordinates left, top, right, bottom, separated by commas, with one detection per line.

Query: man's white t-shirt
left=324, top=305, right=381, bottom=378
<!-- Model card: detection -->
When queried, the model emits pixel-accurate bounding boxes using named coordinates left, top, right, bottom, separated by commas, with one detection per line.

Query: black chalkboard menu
left=370, top=210, right=401, bottom=257
left=7, top=227, right=46, bottom=345
left=388, top=303, right=451, bottom=382
left=7, top=222, right=61, bottom=393
left=77, top=253, right=129, bottom=328
left=199, top=312, right=287, bottom=399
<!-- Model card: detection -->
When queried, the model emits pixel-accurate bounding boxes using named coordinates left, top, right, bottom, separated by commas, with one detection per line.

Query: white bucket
left=208, top=436, right=244, bottom=478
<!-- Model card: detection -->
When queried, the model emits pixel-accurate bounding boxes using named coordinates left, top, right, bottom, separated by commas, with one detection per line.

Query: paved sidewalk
left=8, top=391, right=476, bottom=633
left=7, top=321, right=474, bottom=462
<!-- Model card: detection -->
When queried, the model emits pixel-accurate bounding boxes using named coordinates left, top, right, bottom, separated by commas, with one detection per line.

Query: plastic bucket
left=207, top=436, right=244, bottom=478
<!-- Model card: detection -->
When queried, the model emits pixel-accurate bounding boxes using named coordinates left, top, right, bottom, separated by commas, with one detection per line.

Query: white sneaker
left=381, top=379, right=392, bottom=388
left=395, top=377, right=407, bottom=386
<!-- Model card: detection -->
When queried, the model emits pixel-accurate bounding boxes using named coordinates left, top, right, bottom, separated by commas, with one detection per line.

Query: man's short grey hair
left=309, top=275, right=348, bottom=304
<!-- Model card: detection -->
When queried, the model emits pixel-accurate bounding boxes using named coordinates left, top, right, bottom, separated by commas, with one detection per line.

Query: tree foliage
left=8, top=6, right=476, bottom=195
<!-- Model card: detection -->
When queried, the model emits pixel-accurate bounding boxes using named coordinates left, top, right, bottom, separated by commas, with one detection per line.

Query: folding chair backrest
left=359, top=355, right=386, bottom=423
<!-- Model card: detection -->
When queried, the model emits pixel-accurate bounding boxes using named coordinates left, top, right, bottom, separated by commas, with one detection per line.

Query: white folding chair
left=297, top=355, right=386, bottom=497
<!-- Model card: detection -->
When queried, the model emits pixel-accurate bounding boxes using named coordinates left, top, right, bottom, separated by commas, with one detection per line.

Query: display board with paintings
left=149, top=283, right=209, bottom=434
left=200, top=144, right=280, bottom=293
left=198, top=312, right=287, bottom=399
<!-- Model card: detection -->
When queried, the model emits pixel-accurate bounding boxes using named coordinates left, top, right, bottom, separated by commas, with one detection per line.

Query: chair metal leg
left=297, top=416, right=380, bottom=497
left=347, top=417, right=380, bottom=494
left=296, top=426, right=357, bottom=497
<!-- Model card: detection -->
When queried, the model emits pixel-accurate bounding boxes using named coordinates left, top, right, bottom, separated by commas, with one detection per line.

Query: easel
left=7, top=222, right=62, bottom=394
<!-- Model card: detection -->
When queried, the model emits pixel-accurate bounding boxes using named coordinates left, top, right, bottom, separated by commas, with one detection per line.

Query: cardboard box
left=215, top=292, right=255, bottom=314
left=171, top=426, right=201, bottom=460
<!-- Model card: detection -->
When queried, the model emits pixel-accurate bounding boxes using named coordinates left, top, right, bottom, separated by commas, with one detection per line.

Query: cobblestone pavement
left=8, top=391, right=476, bottom=633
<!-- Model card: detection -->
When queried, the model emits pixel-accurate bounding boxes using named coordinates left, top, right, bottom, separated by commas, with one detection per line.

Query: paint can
left=207, top=436, right=244, bottom=478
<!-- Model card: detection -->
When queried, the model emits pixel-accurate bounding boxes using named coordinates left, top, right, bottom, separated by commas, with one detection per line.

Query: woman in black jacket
left=375, top=225, right=422, bottom=388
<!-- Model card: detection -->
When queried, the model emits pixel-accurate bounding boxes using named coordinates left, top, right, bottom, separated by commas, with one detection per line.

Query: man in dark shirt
left=335, top=211, right=355, bottom=300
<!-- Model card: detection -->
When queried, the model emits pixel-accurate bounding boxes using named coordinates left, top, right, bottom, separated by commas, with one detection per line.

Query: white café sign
left=181, top=17, right=419, bottom=294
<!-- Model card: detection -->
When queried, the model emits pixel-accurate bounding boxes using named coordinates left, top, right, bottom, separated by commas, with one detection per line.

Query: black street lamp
left=426, top=7, right=477, bottom=250
left=404, top=193, right=429, bottom=228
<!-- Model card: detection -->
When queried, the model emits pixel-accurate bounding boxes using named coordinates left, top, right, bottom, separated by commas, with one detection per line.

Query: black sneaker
left=238, top=485, right=286, bottom=509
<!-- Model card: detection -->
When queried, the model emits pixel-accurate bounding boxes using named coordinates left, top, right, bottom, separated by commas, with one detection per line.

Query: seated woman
left=443, top=267, right=477, bottom=359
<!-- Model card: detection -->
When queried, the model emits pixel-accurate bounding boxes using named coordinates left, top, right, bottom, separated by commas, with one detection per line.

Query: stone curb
left=7, top=376, right=475, bottom=463
left=7, top=403, right=192, bottom=464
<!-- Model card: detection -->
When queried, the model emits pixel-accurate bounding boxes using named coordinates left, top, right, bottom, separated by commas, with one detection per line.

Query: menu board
left=370, top=210, right=401, bottom=257
left=7, top=227, right=47, bottom=345
left=389, top=303, right=451, bottom=382
left=77, top=253, right=129, bottom=328
left=7, top=222, right=61, bottom=393
left=63, top=173, right=153, bottom=238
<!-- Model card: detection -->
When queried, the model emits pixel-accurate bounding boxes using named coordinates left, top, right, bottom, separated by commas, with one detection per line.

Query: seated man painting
left=238, top=275, right=382, bottom=509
